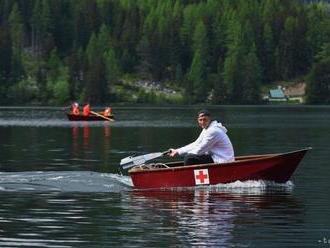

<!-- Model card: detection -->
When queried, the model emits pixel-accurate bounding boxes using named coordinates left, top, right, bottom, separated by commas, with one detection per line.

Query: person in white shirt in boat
left=71, top=102, right=80, bottom=115
left=168, top=109, right=235, bottom=166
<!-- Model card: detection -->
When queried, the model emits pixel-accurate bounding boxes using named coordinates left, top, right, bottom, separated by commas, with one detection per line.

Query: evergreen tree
left=223, top=16, right=245, bottom=103
left=30, top=0, right=56, bottom=56
left=278, top=16, right=298, bottom=79
left=40, top=0, right=56, bottom=56
left=307, top=43, right=330, bottom=104
left=306, top=57, right=330, bottom=104
left=73, top=0, right=100, bottom=49
left=223, top=12, right=262, bottom=104
left=104, top=48, right=119, bottom=90
left=52, top=65, right=70, bottom=104
left=31, top=0, right=42, bottom=54
left=188, top=20, right=209, bottom=102
left=51, top=1, right=74, bottom=55
left=262, top=23, right=276, bottom=82
left=241, top=44, right=262, bottom=103
left=211, top=57, right=227, bottom=104
left=0, top=0, right=14, bottom=23
left=116, top=1, right=140, bottom=73
left=167, top=1, right=184, bottom=82
left=8, top=3, right=23, bottom=52
left=8, top=3, right=24, bottom=82
left=99, top=24, right=120, bottom=97
left=211, top=3, right=228, bottom=73
left=223, top=49, right=243, bottom=103
left=0, top=25, right=12, bottom=103
left=85, top=32, right=107, bottom=104
left=175, top=64, right=183, bottom=83
left=1, top=0, right=330, bottom=105
left=306, top=2, right=330, bottom=62
left=180, top=4, right=199, bottom=71
left=188, top=52, right=206, bottom=102
left=136, top=34, right=153, bottom=79
left=67, top=47, right=84, bottom=100
left=46, top=48, right=69, bottom=104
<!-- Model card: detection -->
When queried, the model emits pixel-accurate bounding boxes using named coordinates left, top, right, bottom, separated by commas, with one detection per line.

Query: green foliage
left=85, top=32, right=106, bottom=104
left=8, top=3, right=24, bottom=82
left=0, top=0, right=330, bottom=105
left=8, top=3, right=23, bottom=52
left=209, top=57, right=226, bottom=104
left=104, top=49, right=120, bottom=86
left=8, top=78, right=39, bottom=104
left=52, top=66, right=70, bottom=104
left=240, top=44, right=262, bottom=103
left=113, top=82, right=183, bottom=104
left=136, top=34, right=153, bottom=79
left=188, top=21, right=209, bottom=102
left=306, top=44, right=330, bottom=104
left=306, top=2, right=330, bottom=59
left=262, top=23, right=275, bottom=82
left=46, top=49, right=70, bottom=104
left=0, top=25, right=12, bottom=103
left=315, top=42, right=330, bottom=62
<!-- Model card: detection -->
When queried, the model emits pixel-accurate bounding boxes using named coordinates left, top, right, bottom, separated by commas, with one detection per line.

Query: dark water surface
left=0, top=106, right=329, bottom=247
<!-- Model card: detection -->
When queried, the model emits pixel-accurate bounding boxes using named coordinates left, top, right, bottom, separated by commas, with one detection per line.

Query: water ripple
left=0, top=171, right=132, bottom=192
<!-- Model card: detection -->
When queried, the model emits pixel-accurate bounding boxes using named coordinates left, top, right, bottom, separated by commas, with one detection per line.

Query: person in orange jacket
left=83, top=104, right=90, bottom=116
left=72, top=102, right=80, bottom=115
left=104, top=107, right=112, bottom=117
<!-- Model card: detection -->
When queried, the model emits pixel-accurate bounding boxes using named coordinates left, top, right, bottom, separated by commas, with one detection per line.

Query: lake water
left=0, top=105, right=329, bottom=247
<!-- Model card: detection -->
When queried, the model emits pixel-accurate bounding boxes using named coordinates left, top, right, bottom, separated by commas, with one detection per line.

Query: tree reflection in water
left=129, top=186, right=303, bottom=247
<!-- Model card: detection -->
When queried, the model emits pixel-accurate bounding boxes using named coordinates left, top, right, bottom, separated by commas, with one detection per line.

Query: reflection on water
left=71, top=124, right=112, bottom=160
left=131, top=189, right=235, bottom=247
left=0, top=118, right=115, bottom=172
left=129, top=186, right=303, bottom=247
left=83, top=125, right=89, bottom=152
left=0, top=177, right=303, bottom=247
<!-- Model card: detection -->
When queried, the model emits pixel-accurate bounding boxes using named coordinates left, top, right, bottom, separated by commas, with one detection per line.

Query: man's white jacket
left=177, top=120, right=234, bottom=163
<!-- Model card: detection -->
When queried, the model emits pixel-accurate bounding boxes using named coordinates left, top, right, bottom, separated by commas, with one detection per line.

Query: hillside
left=1, top=0, right=330, bottom=105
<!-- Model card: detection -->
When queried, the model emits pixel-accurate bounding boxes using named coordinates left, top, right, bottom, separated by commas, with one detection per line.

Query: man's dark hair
left=197, top=109, right=211, bottom=118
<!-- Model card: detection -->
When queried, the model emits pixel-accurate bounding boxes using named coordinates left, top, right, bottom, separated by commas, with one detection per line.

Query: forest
left=0, top=0, right=330, bottom=105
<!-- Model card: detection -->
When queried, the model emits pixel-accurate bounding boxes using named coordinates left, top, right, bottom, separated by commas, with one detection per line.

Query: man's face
left=197, top=115, right=211, bottom=129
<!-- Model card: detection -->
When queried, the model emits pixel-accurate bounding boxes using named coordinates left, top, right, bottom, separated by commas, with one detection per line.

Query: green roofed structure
left=268, top=87, right=287, bottom=102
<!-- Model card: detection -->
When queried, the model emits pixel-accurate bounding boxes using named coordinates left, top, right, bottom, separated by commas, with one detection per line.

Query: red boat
left=129, top=148, right=311, bottom=189
left=66, top=113, right=114, bottom=121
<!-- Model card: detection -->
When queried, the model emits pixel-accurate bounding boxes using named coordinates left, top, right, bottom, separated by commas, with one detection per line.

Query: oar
left=90, top=111, right=113, bottom=121
left=120, top=151, right=170, bottom=170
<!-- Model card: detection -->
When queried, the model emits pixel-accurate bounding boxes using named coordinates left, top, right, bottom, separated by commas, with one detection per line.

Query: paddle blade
left=120, top=152, right=164, bottom=169
left=90, top=111, right=113, bottom=121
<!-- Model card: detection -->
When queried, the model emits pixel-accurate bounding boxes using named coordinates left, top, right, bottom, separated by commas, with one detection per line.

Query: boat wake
left=0, top=171, right=293, bottom=194
left=162, top=180, right=294, bottom=195
left=0, top=171, right=133, bottom=193
left=210, top=180, right=294, bottom=194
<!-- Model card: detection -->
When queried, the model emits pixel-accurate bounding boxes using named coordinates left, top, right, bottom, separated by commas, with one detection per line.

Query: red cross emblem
left=194, top=169, right=209, bottom=185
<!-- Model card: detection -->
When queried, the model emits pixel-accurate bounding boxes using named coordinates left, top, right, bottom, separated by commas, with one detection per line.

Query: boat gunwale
left=66, top=113, right=114, bottom=121
left=128, top=147, right=312, bottom=174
